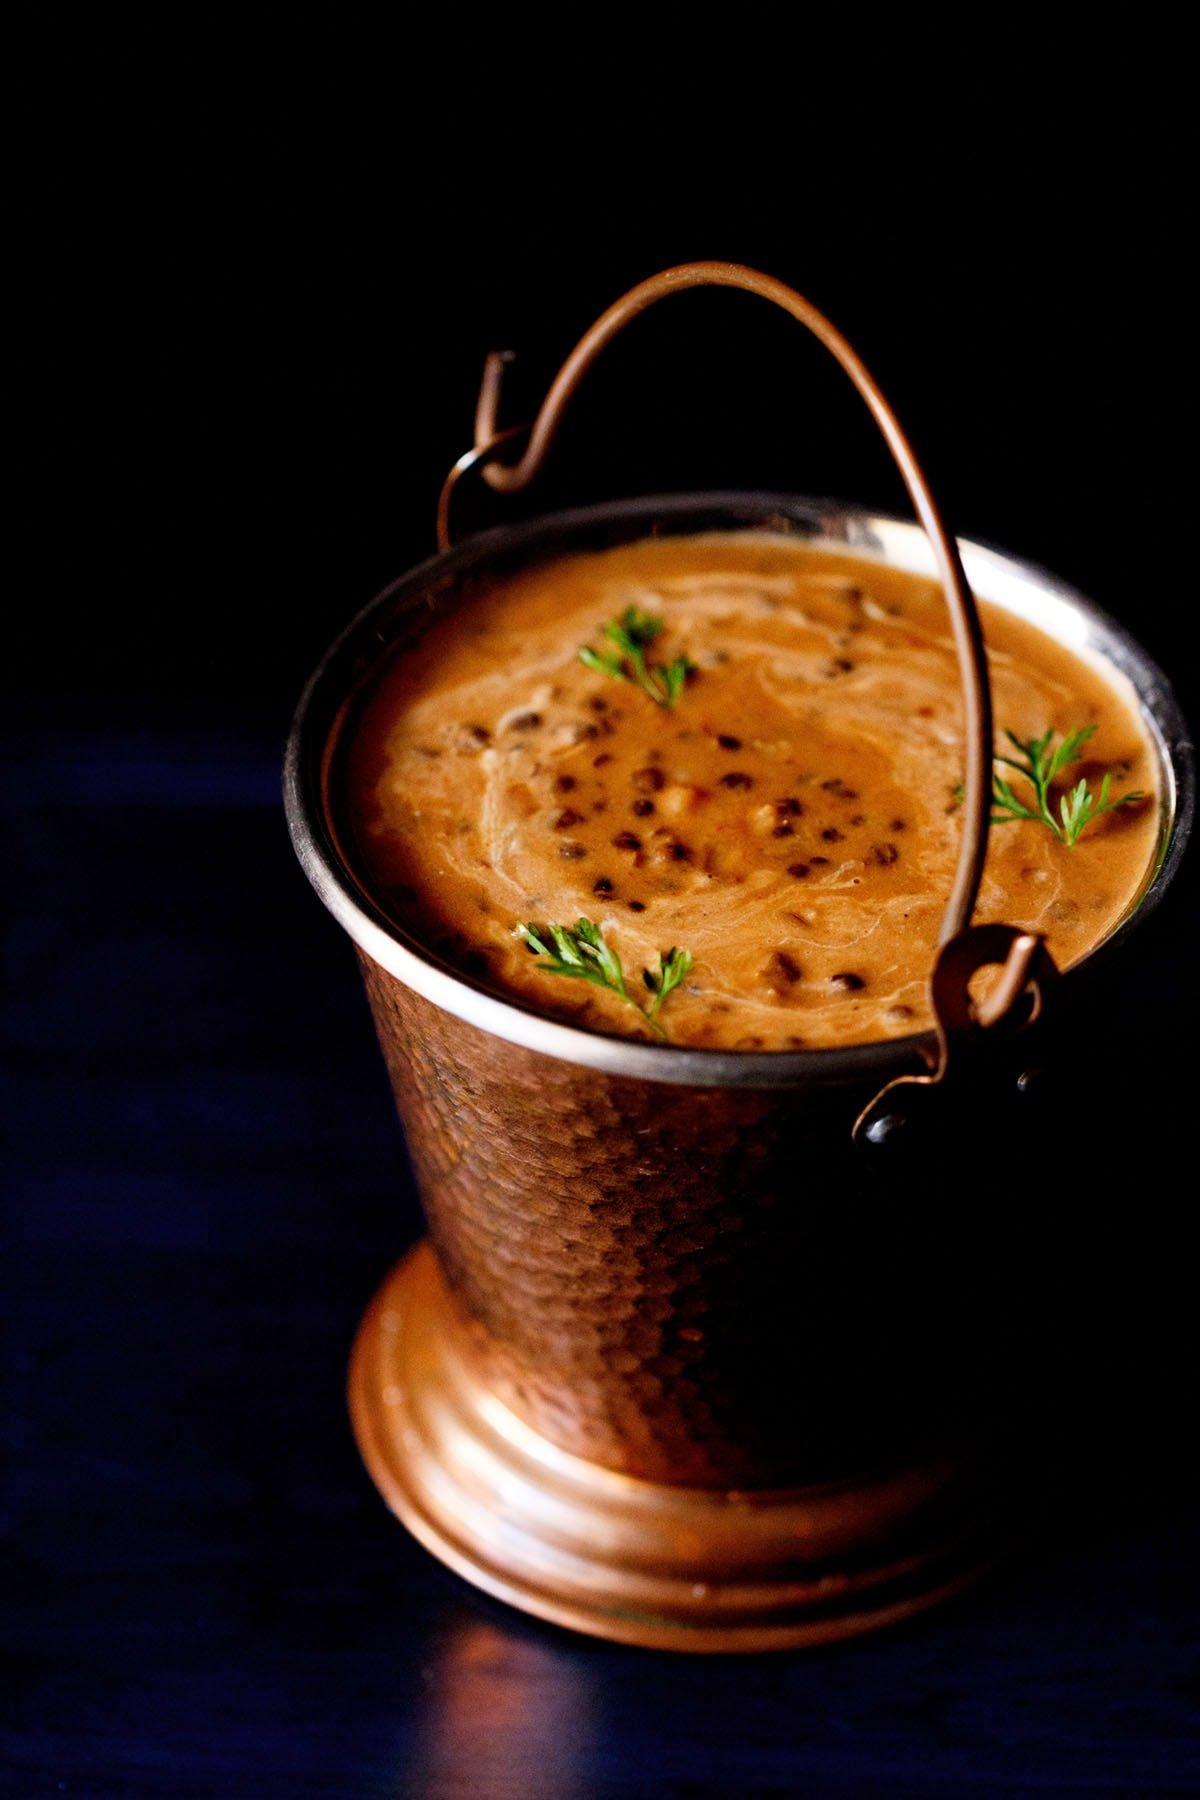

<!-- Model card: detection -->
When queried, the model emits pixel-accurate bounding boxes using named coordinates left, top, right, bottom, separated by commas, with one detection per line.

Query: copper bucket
left=283, top=265, right=1193, bottom=1651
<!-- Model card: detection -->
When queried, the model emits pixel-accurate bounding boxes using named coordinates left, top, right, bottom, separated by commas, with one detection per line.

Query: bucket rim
left=283, top=490, right=1194, bottom=1090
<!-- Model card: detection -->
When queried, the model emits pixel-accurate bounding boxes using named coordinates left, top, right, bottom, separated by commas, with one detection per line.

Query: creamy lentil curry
left=340, top=532, right=1158, bottom=1049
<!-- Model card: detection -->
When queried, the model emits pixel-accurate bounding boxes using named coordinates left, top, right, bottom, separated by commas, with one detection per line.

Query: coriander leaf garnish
left=642, top=946, right=694, bottom=1023
left=516, top=918, right=630, bottom=1000
left=989, top=725, right=1145, bottom=846
left=579, top=606, right=696, bottom=709
left=515, top=917, right=692, bottom=1040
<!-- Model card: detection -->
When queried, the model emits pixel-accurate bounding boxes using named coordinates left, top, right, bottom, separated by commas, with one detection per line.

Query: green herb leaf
left=989, top=725, right=1145, bottom=845
left=516, top=918, right=692, bottom=1040
left=641, top=946, right=695, bottom=1021
left=578, top=606, right=696, bottom=709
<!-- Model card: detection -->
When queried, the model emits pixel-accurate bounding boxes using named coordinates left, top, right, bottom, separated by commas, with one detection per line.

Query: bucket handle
left=436, top=262, right=1053, bottom=1070
left=438, top=260, right=993, bottom=947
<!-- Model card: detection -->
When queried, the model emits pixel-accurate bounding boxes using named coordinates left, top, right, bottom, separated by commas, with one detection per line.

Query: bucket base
left=348, top=1241, right=1015, bottom=1653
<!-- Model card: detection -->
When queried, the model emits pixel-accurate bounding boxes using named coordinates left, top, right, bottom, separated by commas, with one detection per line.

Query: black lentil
left=764, top=950, right=802, bottom=986
left=633, top=767, right=666, bottom=792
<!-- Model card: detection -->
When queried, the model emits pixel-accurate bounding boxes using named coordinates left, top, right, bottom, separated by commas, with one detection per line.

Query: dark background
left=6, top=28, right=1199, bottom=1799
left=11, top=37, right=1198, bottom=731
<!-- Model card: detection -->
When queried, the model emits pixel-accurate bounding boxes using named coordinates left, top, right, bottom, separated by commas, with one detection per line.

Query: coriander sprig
left=990, top=725, right=1145, bottom=846
left=579, top=606, right=696, bottom=709
left=515, top=918, right=693, bottom=1040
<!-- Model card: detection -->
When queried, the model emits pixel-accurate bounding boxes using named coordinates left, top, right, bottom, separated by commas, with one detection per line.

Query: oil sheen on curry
left=341, top=532, right=1159, bottom=1050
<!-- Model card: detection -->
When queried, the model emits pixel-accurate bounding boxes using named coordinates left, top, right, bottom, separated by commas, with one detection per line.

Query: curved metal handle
left=438, top=260, right=993, bottom=949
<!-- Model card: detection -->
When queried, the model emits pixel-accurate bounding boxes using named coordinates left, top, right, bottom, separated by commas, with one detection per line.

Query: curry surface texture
left=340, top=532, right=1159, bottom=1049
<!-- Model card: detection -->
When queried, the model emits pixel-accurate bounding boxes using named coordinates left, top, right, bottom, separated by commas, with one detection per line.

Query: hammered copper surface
left=358, top=952, right=1017, bottom=1488
left=347, top=1241, right=1014, bottom=1652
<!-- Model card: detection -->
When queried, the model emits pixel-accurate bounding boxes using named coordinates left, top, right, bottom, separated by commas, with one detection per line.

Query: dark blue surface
left=4, top=718, right=1199, bottom=1799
